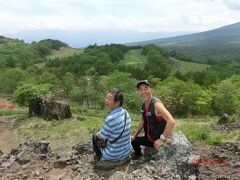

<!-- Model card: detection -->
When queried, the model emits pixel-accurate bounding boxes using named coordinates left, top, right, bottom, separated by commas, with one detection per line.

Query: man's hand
left=154, top=139, right=164, bottom=150
left=131, top=135, right=137, bottom=141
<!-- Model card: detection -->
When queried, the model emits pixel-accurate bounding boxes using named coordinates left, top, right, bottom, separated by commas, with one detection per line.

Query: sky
left=0, top=0, right=240, bottom=35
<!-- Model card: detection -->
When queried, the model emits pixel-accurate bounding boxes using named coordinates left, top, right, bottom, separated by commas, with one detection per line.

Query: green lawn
left=121, top=50, right=210, bottom=73
left=47, top=47, right=83, bottom=59
left=121, top=49, right=147, bottom=68
left=171, top=57, right=211, bottom=74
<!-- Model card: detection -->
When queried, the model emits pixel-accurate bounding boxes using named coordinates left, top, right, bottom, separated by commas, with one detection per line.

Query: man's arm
left=154, top=102, right=176, bottom=150
left=132, top=117, right=144, bottom=140
left=96, top=118, right=111, bottom=140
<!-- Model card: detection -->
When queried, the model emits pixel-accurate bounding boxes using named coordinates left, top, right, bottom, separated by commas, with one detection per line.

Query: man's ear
left=115, top=100, right=120, bottom=107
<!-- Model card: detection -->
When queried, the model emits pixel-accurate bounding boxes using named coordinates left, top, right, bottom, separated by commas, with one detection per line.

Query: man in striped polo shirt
left=93, top=89, right=132, bottom=161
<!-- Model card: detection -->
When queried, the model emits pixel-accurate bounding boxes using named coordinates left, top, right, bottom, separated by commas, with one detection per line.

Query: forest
left=0, top=36, right=239, bottom=118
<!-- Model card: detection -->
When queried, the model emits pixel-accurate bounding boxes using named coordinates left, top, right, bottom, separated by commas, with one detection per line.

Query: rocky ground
left=0, top=116, right=239, bottom=180
left=0, top=116, right=18, bottom=154
left=0, top=133, right=199, bottom=180
left=192, top=142, right=240, bottom=180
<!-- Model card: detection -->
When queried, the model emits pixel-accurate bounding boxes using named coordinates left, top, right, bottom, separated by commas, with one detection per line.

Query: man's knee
left=131, top=138, right=138, bottom=146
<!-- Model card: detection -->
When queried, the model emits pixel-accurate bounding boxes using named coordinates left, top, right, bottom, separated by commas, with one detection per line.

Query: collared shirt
left=98, top=107, right=132, bottom=161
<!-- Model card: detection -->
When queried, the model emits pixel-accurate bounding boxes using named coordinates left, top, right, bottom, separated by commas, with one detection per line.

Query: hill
left=121, top=49, right=210, bottom=73
left=5, top=29, right=194, bottom=48
left=0, top=36, right=69, bottom=69
left=129, top=22, right=240, bottom=63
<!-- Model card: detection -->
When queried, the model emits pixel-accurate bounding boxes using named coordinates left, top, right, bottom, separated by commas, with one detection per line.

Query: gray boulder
left=218, top=113, right=229, bottom=124
left=29, top=98, right=72, bottom=120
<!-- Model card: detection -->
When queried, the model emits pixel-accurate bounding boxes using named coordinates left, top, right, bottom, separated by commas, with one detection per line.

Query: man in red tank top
left=131, top=80, right=176, bottom=159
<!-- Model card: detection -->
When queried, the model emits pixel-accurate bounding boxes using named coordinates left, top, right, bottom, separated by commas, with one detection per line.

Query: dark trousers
left=131, top=136, right=154, bottom=156
left=92, top=133, right=101, bottom=158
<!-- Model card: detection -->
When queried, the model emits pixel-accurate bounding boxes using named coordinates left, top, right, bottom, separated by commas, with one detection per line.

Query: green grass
left=174, top=121, right=210, bottom=141
left=12, top=106, right=141, bottom=146
left=171, top=57, right=211, bottom=74
left=0, top=106, right=28, bottom=116
left=2, top=105, right=238, bottom=148
left=121, top=49, right=147, bottom=68
left=71, top=106, right=107, bottom=118
left=121, top=49, right=210, bottom=73
left=13, top=106, right=107, bottom=144
left=174, top=117, right=239, bottom=145
left=16, top=117, right=90, bottom=140
left=47, top=47, right=83, bottom=59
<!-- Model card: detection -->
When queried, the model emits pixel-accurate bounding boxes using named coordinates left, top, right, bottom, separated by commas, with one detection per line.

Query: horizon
left=1, top=21, right=239, bottom=48
left=1, top=0, right=240, bottom=47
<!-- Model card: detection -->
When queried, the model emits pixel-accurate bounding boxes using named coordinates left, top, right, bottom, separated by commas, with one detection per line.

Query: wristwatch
left=160, top=134, right=166, bottom=142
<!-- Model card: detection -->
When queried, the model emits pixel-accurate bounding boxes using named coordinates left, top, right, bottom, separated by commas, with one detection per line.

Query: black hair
left=109, top=88, right=124, bottom=106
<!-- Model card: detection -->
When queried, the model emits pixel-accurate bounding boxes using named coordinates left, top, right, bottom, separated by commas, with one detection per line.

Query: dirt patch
left=45, top=168, right=69, bottom=180
left=0, top=116, right=19, bottom=154
left=211, top=121, right=240, bottom=132
left=192, top=142, right=240, bottom=180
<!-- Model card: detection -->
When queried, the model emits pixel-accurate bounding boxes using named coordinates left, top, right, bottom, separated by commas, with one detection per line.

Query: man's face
left=137, top=84, right=152, bottom=102
left=105, top=92, right=119, bottom=110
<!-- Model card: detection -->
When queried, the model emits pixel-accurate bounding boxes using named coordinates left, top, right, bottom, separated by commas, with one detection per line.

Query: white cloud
left=0, top=0, right=240, bottom=34
left=223, top=0, right=240, bottom=10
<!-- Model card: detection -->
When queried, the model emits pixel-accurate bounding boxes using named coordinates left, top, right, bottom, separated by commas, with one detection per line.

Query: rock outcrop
left=29, top=98, right=72, bottom=120
left=1, top=132, right=238, bottom=179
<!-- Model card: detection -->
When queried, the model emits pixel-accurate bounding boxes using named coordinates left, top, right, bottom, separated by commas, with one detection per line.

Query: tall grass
left=174, top=118, right=238, bottom=145
left=175, top=122, right=210, bottom=142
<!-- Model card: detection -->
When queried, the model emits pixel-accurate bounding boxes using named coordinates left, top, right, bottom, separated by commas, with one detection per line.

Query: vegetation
left=132, top=22, right=240, bottom=64
left=0, top=35, right=240, bottom=147
left=174, top=117, right=239, bottom=146
left=171, top=57, right=211, bottom=74
left=1, top=107, right=238, bottom=147
left=47, top=47, right=83, bottom=59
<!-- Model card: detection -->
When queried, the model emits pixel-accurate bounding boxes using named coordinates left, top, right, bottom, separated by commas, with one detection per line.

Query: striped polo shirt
left=98, top=107, right=132, bottom=161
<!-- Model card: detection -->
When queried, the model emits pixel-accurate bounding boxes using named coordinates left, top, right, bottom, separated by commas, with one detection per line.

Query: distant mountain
left=129, top=22, right=240, bottom=63
left=4, top=29, right=194, bottom=48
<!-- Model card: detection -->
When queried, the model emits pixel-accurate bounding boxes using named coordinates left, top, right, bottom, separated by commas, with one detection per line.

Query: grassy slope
left=1, top=106, right=239, bottom=149
left=121, top=49, right=147, bottom=69
left=47, top=47, right=83, bottom=59
left=46, top=47, right=210, bottom=74
left=122, top=49, right=210, bottom=73
left=129, top=22, right=240, bottom=63
left=171, top=57, right=211, bottom=74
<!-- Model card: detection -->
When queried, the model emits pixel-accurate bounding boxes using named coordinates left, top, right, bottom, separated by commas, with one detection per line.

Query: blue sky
left=0, top=0, right=240, bottom=35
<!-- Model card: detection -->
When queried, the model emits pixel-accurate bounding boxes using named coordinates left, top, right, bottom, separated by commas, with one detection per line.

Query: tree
left=195, top=89, right=213, bottom=115
left=0, top=68, right=27, bottom=93
left=62, top=72, right=75, bottom=95
left=155, top=77, right=186, bottom=115
left=107, top=71, right=139, bottom=110
left=94, top=52, right=114, bottom=75
left=13, top=84, right=49, bottom=106
left=181, top=81, right=203, bottom=116
left=212, top=76, right=240, bottom=115
left=38, top=71, right=59, bottom=86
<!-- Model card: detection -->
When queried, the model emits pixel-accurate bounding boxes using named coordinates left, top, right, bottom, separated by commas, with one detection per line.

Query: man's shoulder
left=152, top=96, right=162, bottom=103
left=106, top=108, right=124, bottom=121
